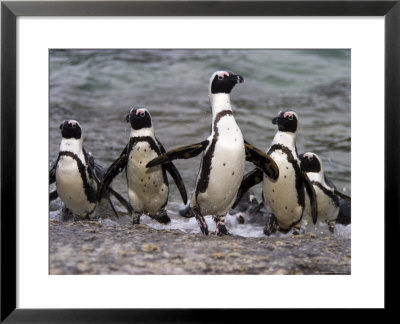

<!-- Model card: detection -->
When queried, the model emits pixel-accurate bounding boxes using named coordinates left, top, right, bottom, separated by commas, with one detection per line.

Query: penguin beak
left=229, top=73, right=244, bottom=84
left=272, top=112, right=284, bottom=125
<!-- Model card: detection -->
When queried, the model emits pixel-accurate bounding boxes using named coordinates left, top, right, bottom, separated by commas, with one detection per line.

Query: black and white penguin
left=147, top=71, right=278, bottom=236
left=299, top=152, right=351, bottom=232
left=234, top=110, right=318, bottom=235
left=49, top=120, right=130, bottom=219
left=97, top=108, right=188, bottom=225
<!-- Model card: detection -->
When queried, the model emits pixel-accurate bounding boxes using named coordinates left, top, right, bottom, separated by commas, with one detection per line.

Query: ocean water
left=49, top=49, right=351, bottom=238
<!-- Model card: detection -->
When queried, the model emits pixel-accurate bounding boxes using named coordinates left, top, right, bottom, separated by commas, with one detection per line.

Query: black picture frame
left=1, top=0, right=398, bottom=322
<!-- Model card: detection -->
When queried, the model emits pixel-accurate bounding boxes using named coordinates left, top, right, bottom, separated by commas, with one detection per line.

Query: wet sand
left=49, top=219, right=351, bottom=275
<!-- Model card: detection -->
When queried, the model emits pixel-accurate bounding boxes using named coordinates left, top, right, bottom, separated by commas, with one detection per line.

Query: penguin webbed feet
left=132, top=213, right=141, bottom=225
left=189, top=206, right=208, bottom=235
left=264, top=214, right=278, bottom=236
left=150, top=209, right=171, bottom=224
left=216, top=223, right=231, bottom=236
left=291, top=225, right=301, bottom=236
left=132, top=210, right=171, bottom=225
left=61, top=206, right=74, bottom=221
left=327, top=220, right=335, bottom=233
left=214, top=216, right=231, bottom=236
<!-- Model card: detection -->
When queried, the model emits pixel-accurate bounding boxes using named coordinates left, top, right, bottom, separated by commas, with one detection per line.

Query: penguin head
left=209, top=71, right=244, bottom=95
left=59, top=120, right=82, bottom=139
left=299, top=152, right=322, bottom=174
left=272, top=111, right=298, bottom=133
left=126, top=108, right=152, bottom=130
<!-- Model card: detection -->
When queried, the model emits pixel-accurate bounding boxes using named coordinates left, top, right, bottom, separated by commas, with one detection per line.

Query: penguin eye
left=139, top=112, right=145, bottom=117
left=218, top=75, right=224, bottom=80
left=288, top=115, right=293, bottom=120
left=308, top=156, right=313, bottom=161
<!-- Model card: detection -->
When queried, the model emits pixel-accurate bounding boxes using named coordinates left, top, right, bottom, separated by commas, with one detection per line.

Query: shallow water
left=49, top=49, right=351, bottom=237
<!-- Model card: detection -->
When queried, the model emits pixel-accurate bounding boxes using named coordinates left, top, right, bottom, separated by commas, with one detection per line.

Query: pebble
left=141, top=243, right=161, bottom=252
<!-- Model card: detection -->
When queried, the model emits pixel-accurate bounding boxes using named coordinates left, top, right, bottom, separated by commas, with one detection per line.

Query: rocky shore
left=49, top=219, right=351, bottom=275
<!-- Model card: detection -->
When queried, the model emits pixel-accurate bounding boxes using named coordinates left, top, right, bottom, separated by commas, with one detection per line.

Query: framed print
left=1, top=0, right=399, bottom=322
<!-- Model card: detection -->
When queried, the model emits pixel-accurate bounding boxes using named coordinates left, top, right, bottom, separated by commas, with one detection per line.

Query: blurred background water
left=49, top=49, right=351, bottom=237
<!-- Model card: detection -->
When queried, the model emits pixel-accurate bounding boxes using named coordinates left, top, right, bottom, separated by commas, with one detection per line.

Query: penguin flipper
left=165, top=162, right=188, bottom=204
left=156, top=138, right=188, bottom=204
left=84, top=149, right=95, bottom=170
left=83, top=148, right=102, bottom=186
left=94, top=162, right=106, bottom=182
left=97, top=145, right=128, bottom=201
left=303, top=171, right=318, bottom=224
left=107, top=197, right=119, bottom=218
left=108, top=187, right=133, bottom=214
left=232, top=168, right=263, bottom=209
left=244, top=140, right=279, bottom=180
left=333, top=189, right=351, bottom=202
left=146, top=140, right=209, bottom=168
left=49, top=190, right=58, bottom=201
left=324, top=175, right=336, bottom=189
left=49, top=164, right=56, bottom=184
left=336, top=198, right=351, bottom=225
left=249, top=201, right=264, bottom=216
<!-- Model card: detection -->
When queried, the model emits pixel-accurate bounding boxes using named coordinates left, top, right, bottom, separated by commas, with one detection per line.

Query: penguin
left=228, top=190, right=265, bottom=224
left=97, top=108, right=188, bottom=225
left=299, top=152, right=351, bottom=233
left=319, top=174, right=351, bottom=225
left=147, top=71, right=279, bottom=236
left=336, top=198, right=351, bottom=225
left=233, top=110, right=318, bottom=235
left=49, top=120, right=131, bottom=219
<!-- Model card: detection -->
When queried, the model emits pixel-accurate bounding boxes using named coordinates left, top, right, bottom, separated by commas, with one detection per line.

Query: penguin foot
left=158, top=214, right=171, bottom=224
left=264, top=215, right=278, bottom=236
left=216, top=222, right=231, bottom=236
left=196, top=216, right=208, bottom=235
left=328, top=221, right=335, bottom=233
left=132, top=213, right=141, bottom=225
left=152, top=210, right=171, bottom=224
left=292, top=227, right=300, bottom=235
left=191, top=206, right=208, bottom=235
left=61, top=206, right=74, bottom=221
left=214, top=217, right=230, bottom=236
